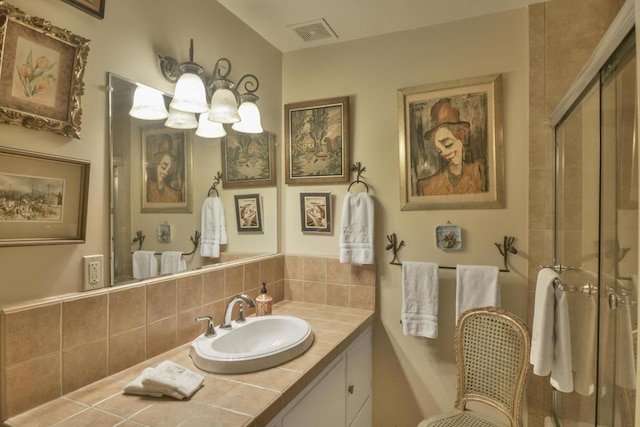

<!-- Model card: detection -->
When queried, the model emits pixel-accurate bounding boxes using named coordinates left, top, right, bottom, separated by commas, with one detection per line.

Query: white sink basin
left=189, top=315, right=314, bottom=374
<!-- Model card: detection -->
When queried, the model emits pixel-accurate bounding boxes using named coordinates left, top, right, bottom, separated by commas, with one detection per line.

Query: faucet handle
left=195, top=315, right=217, bottom=337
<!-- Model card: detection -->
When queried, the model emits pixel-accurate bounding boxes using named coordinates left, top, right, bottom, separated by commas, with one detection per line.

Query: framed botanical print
left=299, top=191, right=332, bottom=234
left=0, top=3, right=90, bottom=138
left=141, top=127, right=192, bottom=213
left=285, top=96, right=350, bottom=185
left=221, top=130, right=276, bottom=188
left=234, top=194, right=263, bottom=233
left=398, top=74, right=504, bottom=210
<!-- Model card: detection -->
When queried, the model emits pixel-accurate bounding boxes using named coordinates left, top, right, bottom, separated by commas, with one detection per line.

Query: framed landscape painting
left=285, top=96, right=350, bottom=185
left=221, top=130, right=276, bottom=188
left=0, top=146, right=90, bottom=246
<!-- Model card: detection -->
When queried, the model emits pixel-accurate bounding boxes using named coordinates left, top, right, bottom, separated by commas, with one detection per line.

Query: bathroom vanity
left=3, top=301, right=374, bottom=427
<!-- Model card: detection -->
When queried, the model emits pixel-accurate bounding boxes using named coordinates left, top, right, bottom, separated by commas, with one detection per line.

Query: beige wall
left=283, top=9, right=530, bottom=426
left=0, top=0, right=282, bottom=305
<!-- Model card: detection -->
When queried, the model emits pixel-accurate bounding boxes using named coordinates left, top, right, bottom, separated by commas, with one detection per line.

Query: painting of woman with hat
left=416, top=98, right=487, bottom=196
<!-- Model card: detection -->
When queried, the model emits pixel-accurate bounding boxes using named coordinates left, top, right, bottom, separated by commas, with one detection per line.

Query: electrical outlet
left=83, top=255, right=104, bottom=291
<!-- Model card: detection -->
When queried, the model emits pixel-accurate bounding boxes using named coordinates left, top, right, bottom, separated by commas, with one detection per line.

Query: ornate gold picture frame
left=0, top=3, right=90, bottom=138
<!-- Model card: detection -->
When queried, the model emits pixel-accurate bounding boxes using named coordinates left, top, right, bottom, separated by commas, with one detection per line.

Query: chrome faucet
left=221, top=293, right=255, bottom=329
left=195, top=315, right=217, bottom=337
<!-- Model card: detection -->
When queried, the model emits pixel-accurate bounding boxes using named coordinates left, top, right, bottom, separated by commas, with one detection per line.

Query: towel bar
left=132, top=230, right=200, bottom=256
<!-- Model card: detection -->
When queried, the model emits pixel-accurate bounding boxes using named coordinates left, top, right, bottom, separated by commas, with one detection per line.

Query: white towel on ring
left=339, top=192, right=374, bottom=264
left=200, top=196, right=227, bottom=258
left=402, top=262, right=439, bottom=338
left=455, top=264, right=500, bottom=322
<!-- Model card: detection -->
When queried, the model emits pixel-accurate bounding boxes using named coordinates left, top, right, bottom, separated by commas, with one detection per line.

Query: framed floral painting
left=0, top=3, right=90, bottom=138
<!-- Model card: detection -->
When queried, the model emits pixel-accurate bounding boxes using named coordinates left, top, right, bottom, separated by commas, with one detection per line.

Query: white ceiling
left=217, top=0, right=548, bottom=52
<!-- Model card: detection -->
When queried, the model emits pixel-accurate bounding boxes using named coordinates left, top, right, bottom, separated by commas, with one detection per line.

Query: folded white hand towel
left=141, top=360, right=205, bottom=399
left=160, top=251, right=186, bottom=275
left=530, top=268, right=573, bottom=393
left=123, top=367, right=183, bottom=399
left=200, top=197, right=227, bottom=258
left=402, top=262, right=439, bottom=338
left=455, top=264, right=500, bottom=322
left=340, top=192, right=374, bottom=265
left=132, top=250, right=158, bottom=279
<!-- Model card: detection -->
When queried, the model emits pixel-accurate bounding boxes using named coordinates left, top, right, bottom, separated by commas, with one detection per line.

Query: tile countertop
left=4, top=301, right=375, bottom=427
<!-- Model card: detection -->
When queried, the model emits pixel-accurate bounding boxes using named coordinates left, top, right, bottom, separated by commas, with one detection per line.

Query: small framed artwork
left=285, top=96, right=350, bottom=185
left=221, top=130, right=276, bottom=188
left=141, top=126, right=193, bottom=213
left=234, top=194, right=263, bottom=233
left=0, top=146, right=90, bottom=246
left=157, top=223, right=171, bottom=243
left=0, top=3, right=90, bottom=138
left=300, top=192, right=332, bottom=234
left=398, top=74, right=504, bottom=210
left=61, top=0, right=105, bottom=19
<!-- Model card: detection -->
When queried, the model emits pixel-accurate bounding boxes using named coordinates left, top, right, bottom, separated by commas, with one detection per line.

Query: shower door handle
left=608, top=292, right=619, bottom=310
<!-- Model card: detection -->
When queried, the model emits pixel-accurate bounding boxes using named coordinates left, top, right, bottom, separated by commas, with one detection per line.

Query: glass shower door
left=554, top=76, right=601, bottom=427
left=597, top=33, right=637, bottom=427
left=553, top=31, right=637, bottom=427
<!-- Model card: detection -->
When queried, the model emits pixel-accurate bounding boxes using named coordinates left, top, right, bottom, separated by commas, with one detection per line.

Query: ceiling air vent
left=288, top=18, right=338, bottom=43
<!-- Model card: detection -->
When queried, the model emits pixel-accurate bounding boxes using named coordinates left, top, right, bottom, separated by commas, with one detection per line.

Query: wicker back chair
left=419, top=307, right=531, bottom=427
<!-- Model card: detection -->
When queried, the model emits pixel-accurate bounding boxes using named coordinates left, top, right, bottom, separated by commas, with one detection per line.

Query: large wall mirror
left=109, top=73, right=278, bottom=286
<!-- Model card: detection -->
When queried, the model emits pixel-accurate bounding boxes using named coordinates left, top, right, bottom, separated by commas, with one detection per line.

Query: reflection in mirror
left=108, top=73, right=278, bottom=286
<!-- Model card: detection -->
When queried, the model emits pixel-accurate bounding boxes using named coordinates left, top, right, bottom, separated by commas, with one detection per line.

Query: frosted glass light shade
left=208, top=88, right=240, bottom=123
left=165, top=108, right=198, bottom=129
left=170, top=73, right=208, bottom=113
left=196, top=113, right=227, bottom=138
left=232, top=101, right=263, bottom=133
left=129, top=85, right=169, bottom=120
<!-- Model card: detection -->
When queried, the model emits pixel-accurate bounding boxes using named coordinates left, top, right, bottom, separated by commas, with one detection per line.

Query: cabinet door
left=282, top=357, right=347, bottom=427
left=350, top=395, right=372, bottom=427
left=346, top=329, right=372, bottom=425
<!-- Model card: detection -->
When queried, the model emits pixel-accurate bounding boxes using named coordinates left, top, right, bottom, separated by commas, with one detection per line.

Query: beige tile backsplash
left=0, top=254, right=374, bottom=420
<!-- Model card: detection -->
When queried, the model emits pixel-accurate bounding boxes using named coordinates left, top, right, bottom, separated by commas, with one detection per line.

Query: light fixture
left=155, top=39, right=263, bottom=135
left=165, top=107, right=198, bottom=129
left=195, top=113, right=226, bottom=138
left=129, top=84, right=169, bottom=120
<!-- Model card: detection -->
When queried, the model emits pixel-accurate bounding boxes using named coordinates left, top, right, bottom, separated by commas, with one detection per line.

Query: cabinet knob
left=348, top=384, right=354, bottom=394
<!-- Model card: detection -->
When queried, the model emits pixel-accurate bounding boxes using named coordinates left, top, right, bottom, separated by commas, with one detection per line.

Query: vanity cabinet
left=268, top=326, right=372, bottom=427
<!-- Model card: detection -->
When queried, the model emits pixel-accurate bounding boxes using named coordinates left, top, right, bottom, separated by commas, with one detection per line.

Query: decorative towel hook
left=348, top=161, right=370, bottom=193
left=494, top=236, right=517, bottom=272
left=132, top=230, right=145, bottom=251
left=385, top=233, right=404, bottom=265
left=208, top=171, right=223, bottom=197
